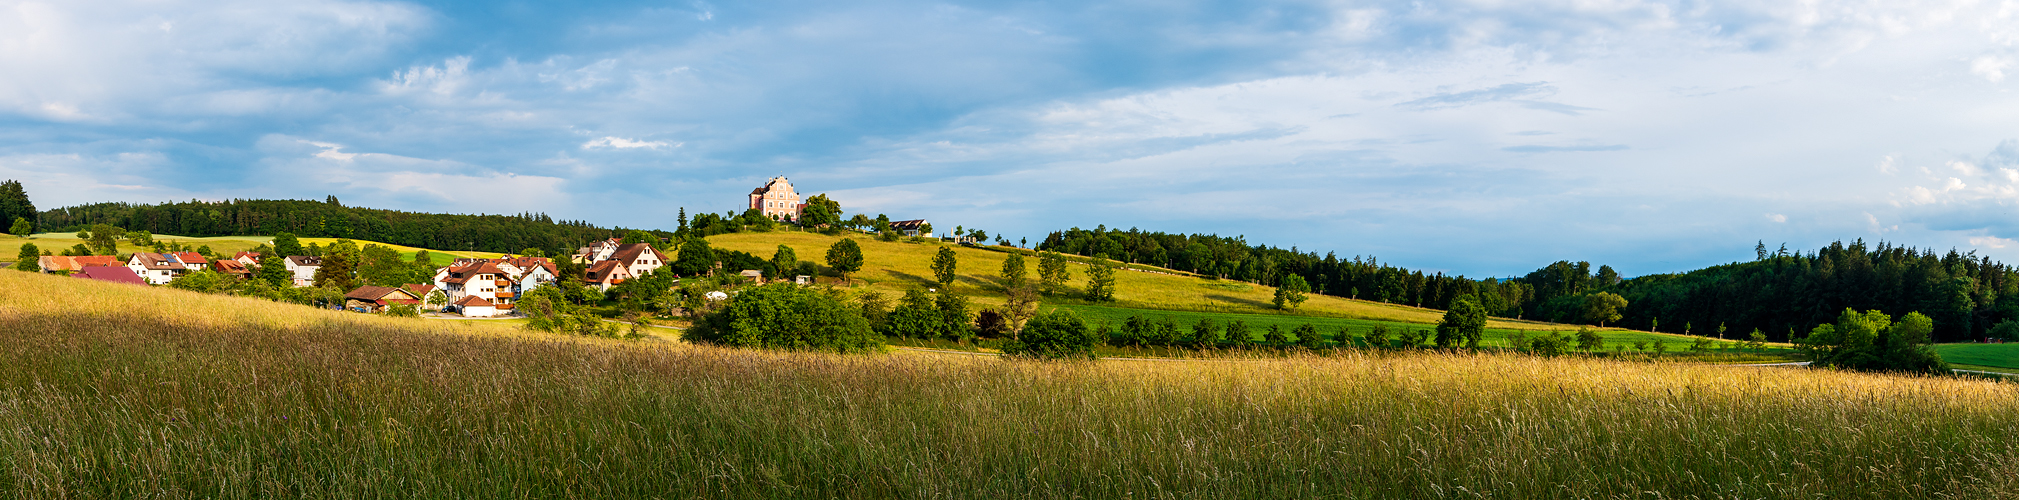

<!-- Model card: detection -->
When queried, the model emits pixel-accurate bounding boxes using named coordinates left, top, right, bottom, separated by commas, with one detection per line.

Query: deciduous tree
left=1001, top=310, right=1099, bottom=360
left=1084, top=257, right=1117, bottom=302
left=1274, top=274, right=1310, bottom=310
left=825, top=238, right=864, bottom=283
left=932, top=246, right=958, bottom=286
left=15, top=243, right=38, bottom=272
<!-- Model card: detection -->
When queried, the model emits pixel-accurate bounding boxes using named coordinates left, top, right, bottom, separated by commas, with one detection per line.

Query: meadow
left=1932, top=343, right=2019, bottom=374
left=3, top=270, right=2016, bottom=498
left=707, top=232, right=1660, bottom=330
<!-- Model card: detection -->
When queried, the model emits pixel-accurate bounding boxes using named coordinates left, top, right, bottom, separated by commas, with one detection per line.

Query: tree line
left=37, top=197, right=663, bottom=258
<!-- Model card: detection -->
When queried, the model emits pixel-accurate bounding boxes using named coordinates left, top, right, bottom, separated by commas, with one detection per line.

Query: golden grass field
left=2, top=270, right=2015, bottom=497
left=3, top=233, right=505, bottom=266
left=708, top=231, right=1701, bottom=339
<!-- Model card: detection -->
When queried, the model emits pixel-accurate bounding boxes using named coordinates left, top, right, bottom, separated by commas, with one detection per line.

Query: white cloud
left=1971, top=236, right=2015, bottom=249
left=1972, top=55, right=2012, bottom=82
left=1766, top=213, right=1787, bottom=223
left=581, top=137, right=677, bottom=150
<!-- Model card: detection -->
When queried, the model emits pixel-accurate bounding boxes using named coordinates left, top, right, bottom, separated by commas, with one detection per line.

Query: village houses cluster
left=42, top=238, right=669, bottom=318
left=32, top=176, right=924, bottom=317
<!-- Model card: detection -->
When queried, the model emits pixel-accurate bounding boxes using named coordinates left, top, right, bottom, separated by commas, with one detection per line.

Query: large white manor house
left=749, top=176, right=804, bottom=221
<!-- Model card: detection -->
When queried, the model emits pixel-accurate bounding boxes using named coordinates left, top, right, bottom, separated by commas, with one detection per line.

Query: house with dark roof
left=583, top=260, right=633, bottom=291
left=284, top=256, right=322, bottom=287
left=889, top=219, right=931, bottom=237
left=125, top=252, right=186, bottom=285
left=607, top=243, right=669, bottom=278
left=344, top=286, right=422, bottom=313
left=72, top=266, right=147, bottom=285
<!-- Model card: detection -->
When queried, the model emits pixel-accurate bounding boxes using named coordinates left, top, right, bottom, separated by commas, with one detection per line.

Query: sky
left=3, top=0, right=2019, bottom=278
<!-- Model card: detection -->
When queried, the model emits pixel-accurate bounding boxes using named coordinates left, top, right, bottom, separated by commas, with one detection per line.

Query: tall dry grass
left=2, top=271, right=2016, bottom=498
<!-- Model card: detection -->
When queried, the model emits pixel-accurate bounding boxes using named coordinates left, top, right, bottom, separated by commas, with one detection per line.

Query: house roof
left=441, top=261, right=514, bottom=284
left=131, top=253, right=185, bottom=271
left=346, top=285, right=421, bottom=303
left=608, top=243, right=666, bottom=267
left=39, top=255, right=120, bottom=271
left=172, top=252, right=208, bottom=264
left=234, top=251, right=261, bottom=260
left=890, top=219, right=928, bottom=230
left=72, top=266, right=146, bottom=285
left=213, top=259, right=250, bottom=274
left=506, top=256, right=557, bottom=276
left=404, top=283, right=437, bottom=296
left=740, top=270, right=763, bottom=278
left=584, top=260, right=630, bottom=282
left=454, top=295, right=494, bottom=307
left=287, top=256, right=322, bottom=267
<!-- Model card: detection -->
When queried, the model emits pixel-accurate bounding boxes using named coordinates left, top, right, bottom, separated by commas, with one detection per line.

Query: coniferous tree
left=1084, top=258, right=1117, bottom=302
left=0, top=180, right=32, bottom=232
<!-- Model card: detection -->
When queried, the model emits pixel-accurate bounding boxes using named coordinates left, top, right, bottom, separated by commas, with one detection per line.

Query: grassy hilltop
left=708, top=232, right=1721, bottom=350
left=3, top=270, right=2017, bottom=497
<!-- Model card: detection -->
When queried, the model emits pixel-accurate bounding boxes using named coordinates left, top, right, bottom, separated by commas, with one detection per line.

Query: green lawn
left=1931, top=343, right=2019, bottom=370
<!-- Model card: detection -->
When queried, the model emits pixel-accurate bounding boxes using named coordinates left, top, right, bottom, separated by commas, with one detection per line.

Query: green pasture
left=1931, top=343, right=2019, bottom=371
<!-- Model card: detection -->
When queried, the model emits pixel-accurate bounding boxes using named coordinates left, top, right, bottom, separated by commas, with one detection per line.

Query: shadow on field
left=1203, top=294, right=1272, bottom=308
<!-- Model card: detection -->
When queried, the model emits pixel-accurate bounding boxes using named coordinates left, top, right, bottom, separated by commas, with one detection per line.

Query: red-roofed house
left=171, top=252, right=210, bottom=271
left=454, top=295, right=500, bottom=317
left=72, top=266, right=147, bottom=285
left=37, top=255, right=120, bottom=274
left=434, top=260, right=518, bottom=315
left=572, top=238, right=623, bottom=264
left=234, top=252, right=264, bottom=268
left=749, top=176, right=803, bottom=221
left=583, top=260, right=633, bottom=291
left=344, top=286, right=422, bottom=313
left=213, top=259, right=253, bottom=280
left=403, top=284, right=440, bottom=309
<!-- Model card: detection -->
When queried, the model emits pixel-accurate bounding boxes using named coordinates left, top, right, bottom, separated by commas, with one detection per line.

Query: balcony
left=495, top=292, right=515, bottom=298
left=495, top=279, right=511, bottom=287
left=495, top=303, right=515, bottom=310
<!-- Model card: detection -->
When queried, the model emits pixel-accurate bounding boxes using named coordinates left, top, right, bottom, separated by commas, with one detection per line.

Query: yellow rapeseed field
left=2, top=270, right=2015, bottom=498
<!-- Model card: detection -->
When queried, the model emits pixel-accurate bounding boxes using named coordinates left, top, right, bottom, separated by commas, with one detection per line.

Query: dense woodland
left=1040, top=227, right=2019, bottom=343
left=37, top=197, right=667, bottom=257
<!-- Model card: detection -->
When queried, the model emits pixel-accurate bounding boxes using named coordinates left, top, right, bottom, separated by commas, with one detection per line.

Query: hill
left=3, top=270, right=2013, bottom=497
left=707, top=232, right=1725, bottom=351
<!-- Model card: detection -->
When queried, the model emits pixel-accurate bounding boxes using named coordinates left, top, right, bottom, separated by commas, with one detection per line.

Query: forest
left=1039, top=227, right=2019, bottom=343
left=36, top=197, right=667, bottom=257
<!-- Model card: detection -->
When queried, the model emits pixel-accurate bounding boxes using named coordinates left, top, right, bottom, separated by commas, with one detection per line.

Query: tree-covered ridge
left=1607, top=240, right=2014, bottom=344
left=1037, top=226, right=1535, bottom=317
left=38, top=198, right=668, bottom=257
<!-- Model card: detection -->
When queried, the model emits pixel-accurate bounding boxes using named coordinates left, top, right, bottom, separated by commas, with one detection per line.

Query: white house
left=126, top=253, right=186, bottom=285
left=571, top=238, right=623, bottom=264
left=454, top=295, right=501, bottom=317
left=435, top=260, right=518, bottom=315
left=607, top=243, right=669, bottom=278
left=583, top=260, right=633, bottom=291
left=171, top=252, right=209, bottom=272
left=284, top=256, right=322, bottom=287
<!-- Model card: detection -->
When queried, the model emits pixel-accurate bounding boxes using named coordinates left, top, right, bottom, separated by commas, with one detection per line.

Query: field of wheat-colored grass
left=2, top=270, right=2014, bottom=498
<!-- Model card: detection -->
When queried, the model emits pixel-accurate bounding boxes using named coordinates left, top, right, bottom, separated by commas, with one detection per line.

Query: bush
left=1529, top=332, right=1571, bottom=356
left=1001, top=310, right=1099, bottom=360
left=687, top=283, right=882, bottom=352
left=385, top=304, right=420, bottom=318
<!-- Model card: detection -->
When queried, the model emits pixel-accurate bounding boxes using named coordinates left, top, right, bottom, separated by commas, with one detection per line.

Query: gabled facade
left=606, top=243, right=669, bottom=279
left=749, top=176, right=804, bottom=221
left=171, top=252, right=210, bottom=271
left=284, top=256, right=322, bottom=287
left=572, top=238, right=623, bottom=264
left=890, top=219, right=931, bottom=237
left=583, top=260, right=633, bottom=291
left=233, top=252, right=263, bottom=268
left=212, top=259, right=253, bottom=280
left=126, top=253, right=187, bottom=285
left=343, top=286, right=422, bottom=313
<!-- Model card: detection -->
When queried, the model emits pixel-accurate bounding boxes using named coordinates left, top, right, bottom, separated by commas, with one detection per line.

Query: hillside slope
left=707, top=232, right=1677, bottom=337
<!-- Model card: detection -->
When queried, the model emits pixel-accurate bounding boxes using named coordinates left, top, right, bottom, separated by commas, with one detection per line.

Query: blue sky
left=4, top=0, right=2019, bottom=278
